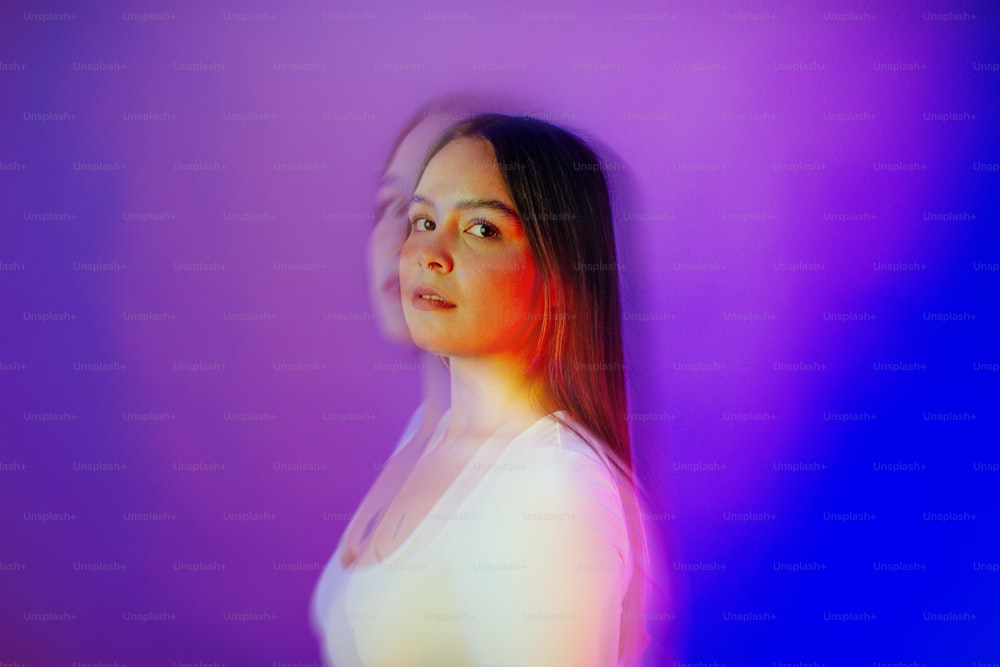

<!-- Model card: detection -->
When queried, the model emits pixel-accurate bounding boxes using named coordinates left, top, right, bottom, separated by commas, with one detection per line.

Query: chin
left=406, top=330, right=460, bottom=358
left=407, top=334, right=448, bottom=357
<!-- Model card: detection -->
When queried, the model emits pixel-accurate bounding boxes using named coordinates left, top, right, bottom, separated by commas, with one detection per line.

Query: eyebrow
left=411, top=194, right=521, bottom=224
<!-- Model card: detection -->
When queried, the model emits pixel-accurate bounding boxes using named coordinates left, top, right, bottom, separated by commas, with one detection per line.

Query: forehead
left=415, top=137, right=511, bottom=205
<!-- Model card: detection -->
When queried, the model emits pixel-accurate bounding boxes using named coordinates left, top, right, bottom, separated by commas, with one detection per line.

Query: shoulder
left=458, top=413, right=636, bottom=643
left=500, top=412, right=624, bottom=502
left=481, top=413, right=631, bottom=565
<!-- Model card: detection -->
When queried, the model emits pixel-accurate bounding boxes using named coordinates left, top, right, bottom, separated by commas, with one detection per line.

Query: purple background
left=2, top=1, right=998, bottom=664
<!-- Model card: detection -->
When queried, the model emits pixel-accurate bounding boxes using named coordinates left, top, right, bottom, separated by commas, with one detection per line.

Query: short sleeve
left=456, top=442, right=631, bottom=667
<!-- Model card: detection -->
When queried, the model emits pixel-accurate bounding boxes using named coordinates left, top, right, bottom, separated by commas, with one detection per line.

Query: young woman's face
left=367, top=118, right=452, bottom=344
left=399, top=137, right=543, bottom=361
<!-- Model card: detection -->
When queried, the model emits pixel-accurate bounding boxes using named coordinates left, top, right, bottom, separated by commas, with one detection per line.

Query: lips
left=411, top=285, right=456, bottom=310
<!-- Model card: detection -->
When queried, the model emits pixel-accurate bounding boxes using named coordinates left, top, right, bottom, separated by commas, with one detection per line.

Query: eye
left=467, top=220, right=501, bottom=239
left=409, top=216, right=435, bottom=232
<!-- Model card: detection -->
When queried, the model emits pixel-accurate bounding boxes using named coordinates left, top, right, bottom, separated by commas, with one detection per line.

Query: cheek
left=475, top=255, right=539, bottom=313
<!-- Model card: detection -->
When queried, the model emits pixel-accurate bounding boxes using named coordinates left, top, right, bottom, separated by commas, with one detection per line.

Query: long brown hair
left=416, top=113, right=635, bottom=488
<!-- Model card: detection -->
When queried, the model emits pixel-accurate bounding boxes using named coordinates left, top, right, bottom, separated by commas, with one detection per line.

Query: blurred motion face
left=399, top=138, right=543, bottom=362
left=367, top=118, right=452, bottom=344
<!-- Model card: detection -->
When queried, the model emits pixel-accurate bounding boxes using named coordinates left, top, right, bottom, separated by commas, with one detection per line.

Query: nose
left=410, top=229, right=453, bottom=274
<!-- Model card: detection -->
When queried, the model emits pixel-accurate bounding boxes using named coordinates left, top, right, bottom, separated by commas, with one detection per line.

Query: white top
left=309, top=404, right=649, bottom=667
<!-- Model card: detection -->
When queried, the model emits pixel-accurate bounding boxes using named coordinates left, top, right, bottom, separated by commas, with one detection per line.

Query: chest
left=325, top=548, right=473, bottom=667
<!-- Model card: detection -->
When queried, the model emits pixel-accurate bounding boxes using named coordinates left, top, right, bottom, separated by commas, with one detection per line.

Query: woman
left=311, top=114, right=652, bottom=666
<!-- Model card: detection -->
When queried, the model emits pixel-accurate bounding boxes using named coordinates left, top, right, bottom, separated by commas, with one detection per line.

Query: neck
left=443, top=354, right=554, bottom=443
left=418, top=351, right=451, bottom=423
